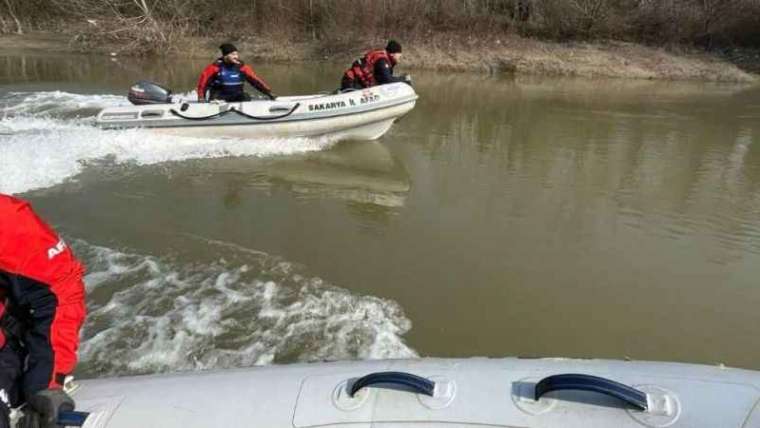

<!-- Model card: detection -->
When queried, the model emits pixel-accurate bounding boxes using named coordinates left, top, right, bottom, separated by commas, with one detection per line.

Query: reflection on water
left=182, top=141, right=410, bottom=209
left=3, top=53, right=760, bottom=372
left=404, top=73, right=760, bottom=259
left=389, top=73, right=760, bottom=368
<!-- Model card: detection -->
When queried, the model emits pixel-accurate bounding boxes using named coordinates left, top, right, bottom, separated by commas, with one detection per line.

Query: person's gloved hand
left=266, top=92, right=277, bottom=101
left=402, top=74, right=413, bottom=86
left=21, top=389, right=74, bottom=428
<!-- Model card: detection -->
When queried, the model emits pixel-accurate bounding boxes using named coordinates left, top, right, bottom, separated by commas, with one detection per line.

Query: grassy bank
left=2, top=31, right=756, bottom=83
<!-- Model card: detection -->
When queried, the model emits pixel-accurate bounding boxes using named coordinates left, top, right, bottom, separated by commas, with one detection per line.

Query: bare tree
left=567, top=0, right=608, bottom=33
left=2, top=0, right=22, bottom=34
left=131, top=0, right=167, bottom=42
left=517, top=0, right=531, bottom=21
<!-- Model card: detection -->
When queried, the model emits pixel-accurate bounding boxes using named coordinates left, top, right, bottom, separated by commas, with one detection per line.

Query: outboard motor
left=127, top=80, right=172, bottom=105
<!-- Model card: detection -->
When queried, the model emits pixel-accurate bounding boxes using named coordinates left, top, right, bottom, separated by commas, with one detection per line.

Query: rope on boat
left=169, top=103, right=300, bottom=121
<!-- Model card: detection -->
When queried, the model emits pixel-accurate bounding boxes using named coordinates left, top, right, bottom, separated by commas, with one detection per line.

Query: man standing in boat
left=0, top=194, right=87, bottom=428
left=341, top=40, right=409, bottom=90
left=197, top=43, right=276, bottom=102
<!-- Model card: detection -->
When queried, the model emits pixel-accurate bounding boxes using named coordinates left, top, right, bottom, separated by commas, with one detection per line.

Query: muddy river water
left=1, top=53, right=759, bottom=377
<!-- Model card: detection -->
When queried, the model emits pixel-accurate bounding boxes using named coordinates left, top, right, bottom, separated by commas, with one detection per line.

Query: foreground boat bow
left=63, top=357, right=760, bottom=427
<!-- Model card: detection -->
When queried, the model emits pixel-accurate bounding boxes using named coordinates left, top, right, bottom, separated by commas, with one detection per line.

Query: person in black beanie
left=341, top=39, right=410, bottom=90
left=197, top=43, right=276, bottom=102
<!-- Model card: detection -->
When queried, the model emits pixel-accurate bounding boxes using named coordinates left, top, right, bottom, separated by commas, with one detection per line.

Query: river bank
left=1, top=32, right=757, bottom=83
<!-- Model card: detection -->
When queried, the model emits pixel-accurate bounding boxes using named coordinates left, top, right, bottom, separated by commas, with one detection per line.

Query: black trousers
left=340, top=75, right=363, bottom=91
left=208, top=90, right=252, bottom=102
left=0, top=340, right=23, bottom=428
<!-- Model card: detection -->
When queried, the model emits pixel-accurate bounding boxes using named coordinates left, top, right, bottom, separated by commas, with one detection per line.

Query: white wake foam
left=1, top=91, right=126, bottom=116
left=0, top=92, right=333, bottom=194
left=74, top=241, right=416, bottom=377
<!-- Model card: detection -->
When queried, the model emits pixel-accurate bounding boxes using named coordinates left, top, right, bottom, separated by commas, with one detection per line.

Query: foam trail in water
left=0, top=92, right=333, bottom=194
left=1, top=91, right=127, bottom=116
left=74, top=240, right=416, bottom=377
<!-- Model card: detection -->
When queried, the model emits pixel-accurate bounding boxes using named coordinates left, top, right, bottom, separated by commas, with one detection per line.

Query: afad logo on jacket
left=47, top=239, right=67, bottom=260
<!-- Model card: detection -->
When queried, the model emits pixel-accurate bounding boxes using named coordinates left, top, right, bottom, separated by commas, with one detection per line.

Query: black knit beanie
left=386, top=40, right=402, bottom=54
left=220, top=43, right=238, bottom=56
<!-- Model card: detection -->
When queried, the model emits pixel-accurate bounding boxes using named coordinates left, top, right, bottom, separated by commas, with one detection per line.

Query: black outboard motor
left=127, top=80, right=173, bottom=105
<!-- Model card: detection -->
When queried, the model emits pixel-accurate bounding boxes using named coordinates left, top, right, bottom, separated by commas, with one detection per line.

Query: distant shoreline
left=1, top=32, right=757, bottom=83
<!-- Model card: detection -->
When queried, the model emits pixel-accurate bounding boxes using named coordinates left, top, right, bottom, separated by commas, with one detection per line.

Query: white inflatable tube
left=96, top=83, right=418, bottom=142
left=62, top=357, right=760, bottom=427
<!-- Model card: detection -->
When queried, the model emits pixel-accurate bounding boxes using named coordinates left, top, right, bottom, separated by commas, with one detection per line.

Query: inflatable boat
left=45, top=357, right=760, bottom=427
left=95, top=81, right=418, bottom=141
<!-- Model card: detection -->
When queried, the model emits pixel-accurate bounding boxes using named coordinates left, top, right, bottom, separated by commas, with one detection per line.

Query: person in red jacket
left=196, top=43, right=276, bottom=102
left=340, top=40, right=408, bottom=90
left=0, top=194, right=87, bottom=428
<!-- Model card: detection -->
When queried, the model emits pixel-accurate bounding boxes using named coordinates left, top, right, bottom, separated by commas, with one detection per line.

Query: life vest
left=211, top=60, right=245, bottom=96
left=344, top=49, right=394, bottom=88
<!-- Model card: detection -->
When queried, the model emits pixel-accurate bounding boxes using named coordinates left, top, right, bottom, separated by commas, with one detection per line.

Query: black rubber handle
left=169, top=107, right=230, bottom=121
left=534, top=373, right=648, bottom=411
left=349, top=371, right=435, bottom=397
left=231, top=103, right=300, bottom=120
left=58, top=410, right=90, bottom=426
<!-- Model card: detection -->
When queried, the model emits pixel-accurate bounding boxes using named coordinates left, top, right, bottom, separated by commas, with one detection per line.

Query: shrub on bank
left=1, top=0, right=759, bottom=55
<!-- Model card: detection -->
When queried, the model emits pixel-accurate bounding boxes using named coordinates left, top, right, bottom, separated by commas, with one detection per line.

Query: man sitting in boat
left=197, top=43, right=276, bottom=102
left=341, top=40, right=409, bottom=90
left=0, top=194, right=87, bottom=428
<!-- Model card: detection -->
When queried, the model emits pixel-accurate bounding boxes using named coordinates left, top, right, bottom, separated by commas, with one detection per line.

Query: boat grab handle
left=169, top=108, right=227, bottom=121
left=233, top=103, right=300, bottom=120
left=58, top=410, right=90, bottom=426
left=534, top=374, right=648, bottom=411
left=349, top=371, right=435, bottom=398
left=169, top=103, right=300, bottom=121
left=269, top=105, right=293, bottom=113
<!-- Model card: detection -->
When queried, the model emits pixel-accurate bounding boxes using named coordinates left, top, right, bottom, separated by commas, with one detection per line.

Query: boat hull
left=96, top=83, right=418, bottom=141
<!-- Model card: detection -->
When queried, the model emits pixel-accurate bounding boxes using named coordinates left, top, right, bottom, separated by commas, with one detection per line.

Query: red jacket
left=0, top=194, right=86, bottom=394
left=343, top=49, right=397, bottom=88
left=196, top=59, right=272, bottom=101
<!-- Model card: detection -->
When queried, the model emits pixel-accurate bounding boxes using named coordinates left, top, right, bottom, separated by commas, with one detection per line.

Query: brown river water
left=1, top=53, right=759, bottom=377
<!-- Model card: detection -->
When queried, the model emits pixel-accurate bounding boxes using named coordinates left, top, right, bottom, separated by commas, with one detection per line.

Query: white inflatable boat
left=48, top=357, right=760, bottom=427
left=95, top=82, right=418, bottom=141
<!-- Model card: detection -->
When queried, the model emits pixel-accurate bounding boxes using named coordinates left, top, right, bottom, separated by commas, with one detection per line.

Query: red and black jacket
left=0, top=194, right=86, bottom=396
left=196, top=59, right=272, bottom=101
left=343, top=49, right=399, bottom=88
